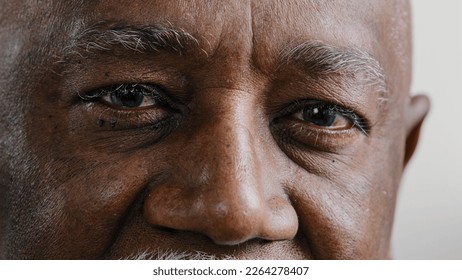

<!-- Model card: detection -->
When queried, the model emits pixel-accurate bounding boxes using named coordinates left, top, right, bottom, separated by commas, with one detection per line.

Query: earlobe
left=404, top=94, right=431, bottom=167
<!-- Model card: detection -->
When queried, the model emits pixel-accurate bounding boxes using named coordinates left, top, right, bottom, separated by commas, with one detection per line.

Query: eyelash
left=79, top=83, right=169, bottom=107
left=283, top=100, right=370, bottom=134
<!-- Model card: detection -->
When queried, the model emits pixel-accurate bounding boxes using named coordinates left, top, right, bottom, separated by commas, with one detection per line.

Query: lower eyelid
left=272, top=118, right=361, bottom=152
left=290, top=117, right=353, bottom=133
left=329, top=115, right=354, bottom=129
left=83, top=102, right=174, bottom=131
left=69, top=105, right=180, bottom=152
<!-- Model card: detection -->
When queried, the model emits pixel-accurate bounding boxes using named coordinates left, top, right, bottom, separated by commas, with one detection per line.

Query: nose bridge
left=197, top=102, right=260, bottom=192
left=196, top=113, right=265, bottom=244
left=143, top=90, right=298, bottom=245
left=182, top=90, right=266, bottom=196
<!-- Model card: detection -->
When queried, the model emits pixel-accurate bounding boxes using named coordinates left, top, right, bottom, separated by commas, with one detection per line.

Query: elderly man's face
left=0, top=0, right=429, bottom=259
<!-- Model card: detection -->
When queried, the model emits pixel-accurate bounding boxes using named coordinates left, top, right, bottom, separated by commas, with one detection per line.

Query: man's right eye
left=77, top=83, right=183, bottom=134
left=85, top=84, right=166, bottom=109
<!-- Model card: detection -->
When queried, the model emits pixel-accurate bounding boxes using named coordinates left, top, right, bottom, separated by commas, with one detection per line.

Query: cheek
left=288, top=145, right=399, bottom=259
left=7, top=135, right=168, bottom=258
left=52, top=154, right=169, bottom=258
left=9, top=90, right=170, bottom=256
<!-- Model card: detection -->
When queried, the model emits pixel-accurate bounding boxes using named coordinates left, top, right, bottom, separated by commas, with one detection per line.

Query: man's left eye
left=99, top=84, right=162, bottom=109
left=288, top=101, right=368, bottom=134
left=292, top=102, right=353, bottom=129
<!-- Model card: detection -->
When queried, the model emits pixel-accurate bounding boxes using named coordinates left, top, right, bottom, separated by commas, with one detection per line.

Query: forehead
left=52, top=0, right=387, bottom=68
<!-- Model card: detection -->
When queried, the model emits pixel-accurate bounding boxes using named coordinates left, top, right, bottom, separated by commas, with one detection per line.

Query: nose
left=143, top=100, right=298, bottom=245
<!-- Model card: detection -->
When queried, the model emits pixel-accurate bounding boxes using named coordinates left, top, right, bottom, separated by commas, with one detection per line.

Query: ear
left=403, top=94, right=430, bottom=167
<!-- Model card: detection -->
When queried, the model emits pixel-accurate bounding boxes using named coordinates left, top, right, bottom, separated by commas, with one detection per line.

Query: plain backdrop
left=391, top=0, right=462, bottom=259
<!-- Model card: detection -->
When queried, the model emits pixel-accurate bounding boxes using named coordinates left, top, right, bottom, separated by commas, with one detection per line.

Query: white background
left=392, top=0, right=462, bottom=259
left=1, top=261, right=460, bottom=280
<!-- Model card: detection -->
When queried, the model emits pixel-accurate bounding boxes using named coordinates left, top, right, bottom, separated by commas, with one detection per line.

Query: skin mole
left=98, top=119, right=106, bottom=127
left=0, top=0, right=430, bottom=259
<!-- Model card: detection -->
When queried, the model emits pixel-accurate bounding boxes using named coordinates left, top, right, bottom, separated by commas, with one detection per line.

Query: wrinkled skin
left=0, top=0, right=429, bottom=259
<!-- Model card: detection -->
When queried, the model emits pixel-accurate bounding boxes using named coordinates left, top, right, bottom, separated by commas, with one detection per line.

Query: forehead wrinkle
left=56, top=20, right=200, bottom=64
left=280, top=40, right=387, bottom=97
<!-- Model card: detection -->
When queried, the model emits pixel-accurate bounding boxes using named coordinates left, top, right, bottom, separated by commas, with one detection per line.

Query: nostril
left=261, top=197, right=299, bottom=239
left=195, top=203, right=264, bottom=245
left=204, top=225, right=260, bottom=246
left=153, top=225, right=177, bottom=234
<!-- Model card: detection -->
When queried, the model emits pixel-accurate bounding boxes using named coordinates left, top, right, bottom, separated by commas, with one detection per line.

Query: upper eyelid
left=78, top=83, right=164, bottom=100
left=279, top=100, right=355, bottom=117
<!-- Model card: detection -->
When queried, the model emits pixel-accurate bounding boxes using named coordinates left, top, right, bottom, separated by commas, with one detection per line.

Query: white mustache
left=122, top=249, right=234, bottom=260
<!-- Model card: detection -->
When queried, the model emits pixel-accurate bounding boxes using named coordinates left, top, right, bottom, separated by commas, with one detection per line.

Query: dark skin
left=0, top=0, right=429, bottom=259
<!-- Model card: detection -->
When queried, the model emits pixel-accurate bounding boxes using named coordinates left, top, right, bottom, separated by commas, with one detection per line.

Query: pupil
left=111, top=87, right=144, bottom=108
left=119, top=92, right=144, bottom=107
left=303, top=106, right=336, bottom=126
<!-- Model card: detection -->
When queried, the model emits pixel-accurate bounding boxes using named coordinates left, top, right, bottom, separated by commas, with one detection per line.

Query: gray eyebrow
left=280, top=41, right=387, bottom=95
left=58, top=21, right=200, bottom=63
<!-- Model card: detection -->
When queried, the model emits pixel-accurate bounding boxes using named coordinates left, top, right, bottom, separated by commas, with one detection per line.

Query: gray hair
left=57, top=21, right=200, bottom=64
left=281, top=40, right=387, bottom=95
left=122, top=249, right=233, bottom=260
